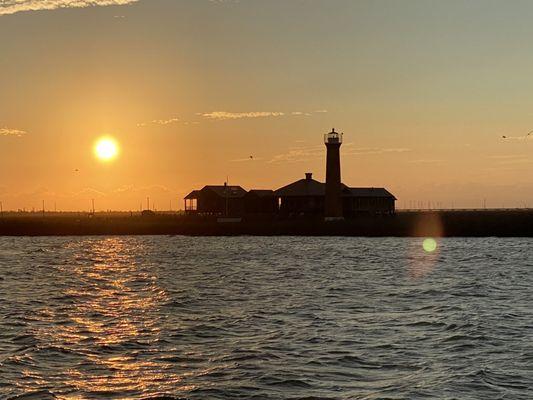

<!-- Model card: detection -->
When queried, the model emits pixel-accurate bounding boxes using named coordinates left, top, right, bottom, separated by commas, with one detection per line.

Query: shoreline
left=0, top=210, right=533, bottom=237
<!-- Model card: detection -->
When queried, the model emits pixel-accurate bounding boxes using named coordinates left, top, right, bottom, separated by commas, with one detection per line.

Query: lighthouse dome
left=324, top=128, right=343, bottom=144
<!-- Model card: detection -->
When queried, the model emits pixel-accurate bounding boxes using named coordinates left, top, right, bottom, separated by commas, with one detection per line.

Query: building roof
left=184, top=190, right=200, bottom=200
left=346, top=187, right=396, bottom=200
left=247, top=189, right=274, bottom=197
left=275, top=177, right=327, bottom=197
left=185, top=181, right=396, bottom=200
left=275, top=175, right=395, bottom=199
left=203, top=185, right=247, bottom=198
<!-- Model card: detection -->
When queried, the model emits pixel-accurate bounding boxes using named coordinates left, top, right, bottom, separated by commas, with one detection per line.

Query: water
left=0, top=236, right=532, bottom=399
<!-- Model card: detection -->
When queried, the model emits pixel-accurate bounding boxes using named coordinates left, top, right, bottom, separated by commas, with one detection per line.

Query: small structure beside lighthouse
left=324, top=128, right=344, bottom=220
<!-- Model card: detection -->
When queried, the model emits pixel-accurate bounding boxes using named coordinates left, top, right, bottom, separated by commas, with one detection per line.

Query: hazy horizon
left=1, top=0, right=533, bottom=211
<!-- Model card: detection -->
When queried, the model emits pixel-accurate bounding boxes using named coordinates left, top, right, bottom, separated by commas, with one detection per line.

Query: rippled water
left=0, top=236, right=532, bottom=399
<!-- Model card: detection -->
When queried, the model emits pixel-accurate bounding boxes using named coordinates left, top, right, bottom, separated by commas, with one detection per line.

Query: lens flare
left=422, top=238, right=437, bottom=253
left=94, top=137, right=119, bottom=162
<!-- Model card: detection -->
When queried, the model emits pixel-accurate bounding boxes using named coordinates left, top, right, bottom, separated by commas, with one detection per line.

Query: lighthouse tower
left=324, top=128, right=344, bottom=220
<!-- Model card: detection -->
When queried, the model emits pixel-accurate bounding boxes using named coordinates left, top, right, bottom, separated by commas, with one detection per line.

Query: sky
left=1, top=0, right=533, bottom=211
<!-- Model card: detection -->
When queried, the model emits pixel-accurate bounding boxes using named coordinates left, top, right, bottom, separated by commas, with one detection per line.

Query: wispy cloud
left=152, top=117, right=179, bottom=125
left=0, top=0, right=139, bottom=16
left=200, top=109, right=327, bottom=121
left=408, top=159, right=443, bottom=164
left=488, top=154, right=532, bottom=165
left=230, top=156, right=263, bottom=162
left=112, top=184, right=171, bottom=194
left=488, top=154, right=526, bottom=160
left=501, top=133, right=533, bottom=141
left=269, top=146, right=322, bottom=163
left=343, top=145, right=411, bottom=156
left=268, top=143, right=411, bottom=163
left=137, top=117, right=180, bottom=127
left=0, top=128, right=27, bottom=137
left=201, top=111, right=285, bottom=120
left=73, top=187, right=107, bottom=198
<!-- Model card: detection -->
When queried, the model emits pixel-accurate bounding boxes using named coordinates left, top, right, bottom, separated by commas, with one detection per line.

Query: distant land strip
left=1, top=210, right=533, bottom=237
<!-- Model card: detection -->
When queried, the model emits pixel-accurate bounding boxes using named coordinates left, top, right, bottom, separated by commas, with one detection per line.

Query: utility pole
left=224, top=181, right=228, bottom=217
left=42, top=200, right=45, bottom=216
left=147, top=197, right=150, bottom=211
left=92, top=198, right=95, bottom=214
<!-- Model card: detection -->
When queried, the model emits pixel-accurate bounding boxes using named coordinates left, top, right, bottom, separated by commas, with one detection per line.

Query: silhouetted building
left=244, top=190, right=277, bottom=215
left=184, top=184, right=246, bottom=216
left=183, top=129, right=397, bottom=218
left=324, top=129, right=343, bottom=220
left=275, top=173, right=395, bottom=217
left=275, top=173, right=325, bottom=216
left=342, top=187, right=396, bottom=216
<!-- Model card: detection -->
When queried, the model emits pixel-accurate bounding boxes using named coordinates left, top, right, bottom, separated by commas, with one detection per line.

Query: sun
left=94, top=137, right=119, bottom=162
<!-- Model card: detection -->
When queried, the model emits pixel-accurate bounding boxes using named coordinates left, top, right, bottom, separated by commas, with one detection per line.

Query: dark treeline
left=0, top=210, right=533, bottom=236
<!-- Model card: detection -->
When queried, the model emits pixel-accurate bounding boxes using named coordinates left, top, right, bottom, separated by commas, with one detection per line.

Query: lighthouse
left=324, top=128, right=343, bottom=220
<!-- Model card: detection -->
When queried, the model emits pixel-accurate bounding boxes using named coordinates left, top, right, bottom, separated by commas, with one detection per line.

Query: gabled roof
left=203, top=185, right=247, bottom=198
left=274, top=177, right=396, bottom=200
left=275, top=178, right=326, bottom=197
left=346, top=187, right=396, bottom=200
left=184, top=190, right=200, bottom=199
left=247, top=189, right=275, bottom=197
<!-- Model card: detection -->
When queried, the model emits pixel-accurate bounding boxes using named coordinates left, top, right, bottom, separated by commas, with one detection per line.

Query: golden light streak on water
left=31, top=238, right=189, bottom=396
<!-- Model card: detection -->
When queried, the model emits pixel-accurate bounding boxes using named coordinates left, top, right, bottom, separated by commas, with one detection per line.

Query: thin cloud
left=408, top=159, right=443, bottom=164
left=137, top=117, right=180, bottom=127
left=152, top=117, right=179, bottom=125
left=0, top=0, right=139, bottom=16
left=201, top=111, right=285, bottom=120
left=488, top=154, right=526, bottom=160
left=73, top=187, right=107, bottom=198
left=268, top=145, right=323, bottom=163
left=112, top=184, right=171, bottom=194
left=201, top=109, right=327, bottom=120
left=268, top=143, right=411, bottom=163
left=342, top=144, right=411, bottom=156
left=488, top=155, right=532, bottom=165
left=501, top=133, right=533, bottom=141
left=230, top=157, right=264, bottom=162
left=0, top=128, right=27, bottom=137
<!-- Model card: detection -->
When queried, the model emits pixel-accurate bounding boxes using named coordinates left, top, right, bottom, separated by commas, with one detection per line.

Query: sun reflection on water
left=33, top=238, right=192, bottom=397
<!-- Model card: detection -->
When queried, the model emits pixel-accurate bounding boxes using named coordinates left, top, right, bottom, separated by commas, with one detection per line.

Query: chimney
left=305, top=172, right=313, bottom=180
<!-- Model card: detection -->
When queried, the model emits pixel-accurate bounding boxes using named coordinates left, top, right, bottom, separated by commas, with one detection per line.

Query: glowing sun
left=94, top=137, right=119, bottom=162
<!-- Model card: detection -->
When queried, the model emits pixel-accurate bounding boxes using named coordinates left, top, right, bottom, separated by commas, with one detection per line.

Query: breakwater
left=0, top=210, right=532, bottom=236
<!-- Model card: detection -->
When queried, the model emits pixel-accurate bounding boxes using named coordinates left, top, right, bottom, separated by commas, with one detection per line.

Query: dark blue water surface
left=0, top=236, right=532, bottom=399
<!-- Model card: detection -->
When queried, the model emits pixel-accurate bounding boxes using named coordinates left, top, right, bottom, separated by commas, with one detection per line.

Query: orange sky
left=1, top=0, right=532, bottom=211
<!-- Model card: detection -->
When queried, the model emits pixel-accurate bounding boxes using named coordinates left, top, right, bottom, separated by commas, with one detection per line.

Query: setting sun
left=94, top=137, right=119, bottom=162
